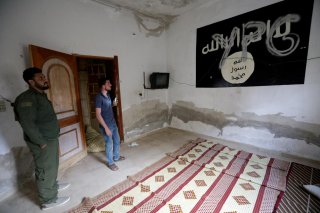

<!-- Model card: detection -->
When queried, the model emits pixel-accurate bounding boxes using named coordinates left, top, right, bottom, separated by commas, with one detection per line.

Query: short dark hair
left=23, top=67, right=42, bottom=83
left=98, top=77, right=111, bottom=88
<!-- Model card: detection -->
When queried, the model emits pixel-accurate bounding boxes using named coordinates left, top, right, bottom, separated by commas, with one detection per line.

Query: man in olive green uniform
left=14, top=67, right=70, bottom=210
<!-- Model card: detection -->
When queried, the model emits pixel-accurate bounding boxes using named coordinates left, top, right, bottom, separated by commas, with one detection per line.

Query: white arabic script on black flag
left=196, top=0, right=314, bottom=87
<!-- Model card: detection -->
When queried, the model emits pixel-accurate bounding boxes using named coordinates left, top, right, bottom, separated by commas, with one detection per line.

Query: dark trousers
left=26, top=139, right=59, bottom=204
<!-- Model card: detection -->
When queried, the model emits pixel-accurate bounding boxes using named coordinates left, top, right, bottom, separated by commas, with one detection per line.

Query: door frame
left=74, top=54, right=124, bottom=142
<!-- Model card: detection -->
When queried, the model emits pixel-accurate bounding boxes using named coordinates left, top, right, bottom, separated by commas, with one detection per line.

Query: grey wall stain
left=171, top=101, right=320, bottom=147
left=170, top=101, right=230, bottom=132
left=160, top=0, right=196, bottom=8
left=0, top=147, right=33, bottom=180
left=123, top=100, right=169, bottom=138
left=134, top=12, right=173, bottom=37
left=0, top=146, right=33, bottom=200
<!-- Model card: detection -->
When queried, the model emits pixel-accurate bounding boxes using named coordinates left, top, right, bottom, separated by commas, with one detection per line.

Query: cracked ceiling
left=92, top=0, right=214, bottom=36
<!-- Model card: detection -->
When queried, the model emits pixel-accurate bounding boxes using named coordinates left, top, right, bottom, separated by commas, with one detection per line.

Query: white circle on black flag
left=221, top=51, right=255, bottom=84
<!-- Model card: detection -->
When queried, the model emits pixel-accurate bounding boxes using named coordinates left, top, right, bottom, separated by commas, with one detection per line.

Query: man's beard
left=34, top=81, right=49, bottom=90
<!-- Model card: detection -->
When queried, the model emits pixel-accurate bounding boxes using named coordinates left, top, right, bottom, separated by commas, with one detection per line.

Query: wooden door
left=112, top=56, right=124, bottom=141
left=29, top=45, right=87, bottom=171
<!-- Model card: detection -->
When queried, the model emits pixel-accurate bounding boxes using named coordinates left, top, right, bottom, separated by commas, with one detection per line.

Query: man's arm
left=95, top=108, right=112, bottom=136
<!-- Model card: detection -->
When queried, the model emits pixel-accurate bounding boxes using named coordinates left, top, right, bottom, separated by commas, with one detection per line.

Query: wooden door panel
left=29, top=45, right=87, bottom=170
left=42, top=58, right=77, bottom=119
left=59, top=123, right=84, bottom=162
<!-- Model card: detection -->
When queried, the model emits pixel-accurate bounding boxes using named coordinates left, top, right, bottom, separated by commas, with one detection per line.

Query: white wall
left=167, top=0, right=320, bottom=161
left=0, top=0, right=168, bottom=155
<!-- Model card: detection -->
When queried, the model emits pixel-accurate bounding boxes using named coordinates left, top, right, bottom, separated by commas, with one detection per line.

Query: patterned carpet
left=69, top=138, right=320, bottom=213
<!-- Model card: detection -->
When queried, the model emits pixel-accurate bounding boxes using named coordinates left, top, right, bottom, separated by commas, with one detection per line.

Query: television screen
left=150, top=72, right=169, bottom=89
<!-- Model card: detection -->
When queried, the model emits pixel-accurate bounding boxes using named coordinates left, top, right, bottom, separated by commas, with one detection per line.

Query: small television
left=150, top=72, right=170, bottom=89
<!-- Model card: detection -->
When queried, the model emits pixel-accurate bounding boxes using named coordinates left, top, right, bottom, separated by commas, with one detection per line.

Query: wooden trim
left=58, top=115, right=79, bottom=128
left=113, top=56, right=124, bottom=141
left=73, top=54, right=114, bottom=60
left=29, top=45, right=34, bottom=66
left=72, top=55, right=87, bottom=151
left=30, top=45, right=77, bottom=69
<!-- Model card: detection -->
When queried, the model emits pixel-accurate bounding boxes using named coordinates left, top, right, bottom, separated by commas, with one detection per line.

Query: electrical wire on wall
left=0, top=94, right=13, bottom=105
left=91, top=0, right=175, bottom=37
left=0, top=94, right=14, bottom=112
left=169, top=77, right=195, bottom=87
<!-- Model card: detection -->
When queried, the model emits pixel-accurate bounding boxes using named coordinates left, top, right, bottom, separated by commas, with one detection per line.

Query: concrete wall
left=0, top=0, right=168, bottom=200
left=167, top=0, right=320, bottom=162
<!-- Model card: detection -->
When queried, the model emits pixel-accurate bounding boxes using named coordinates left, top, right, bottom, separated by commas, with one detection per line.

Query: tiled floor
left=0, top=127, right=318, bottom=213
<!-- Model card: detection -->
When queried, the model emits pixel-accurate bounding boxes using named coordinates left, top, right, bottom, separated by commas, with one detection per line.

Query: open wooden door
left=112, top=56, right=124, bottom=141
left=29, top=45, right=87, bottom=171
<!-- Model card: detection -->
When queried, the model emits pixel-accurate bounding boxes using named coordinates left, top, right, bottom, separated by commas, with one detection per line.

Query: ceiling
left=92, top=0, right=214, bottom=36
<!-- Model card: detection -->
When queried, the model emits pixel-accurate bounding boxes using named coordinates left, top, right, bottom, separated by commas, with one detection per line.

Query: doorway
left=30, top=45, right=124, bottom=171
left=76, top=56, right=124, bottom=142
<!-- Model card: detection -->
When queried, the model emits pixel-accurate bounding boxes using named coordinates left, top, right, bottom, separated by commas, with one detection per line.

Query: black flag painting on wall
left=196, top=0, right=314, bottom=88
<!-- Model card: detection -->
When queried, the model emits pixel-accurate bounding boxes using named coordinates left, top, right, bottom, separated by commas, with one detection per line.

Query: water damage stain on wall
left=170, top=101, right=320, bottom=147
left=123, top=100, right=169, bottom=139
left=0, top=147, right=33, bottom=200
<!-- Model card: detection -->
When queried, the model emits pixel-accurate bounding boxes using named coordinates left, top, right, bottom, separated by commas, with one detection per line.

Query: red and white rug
left=69, top=138, right=320, bottom=213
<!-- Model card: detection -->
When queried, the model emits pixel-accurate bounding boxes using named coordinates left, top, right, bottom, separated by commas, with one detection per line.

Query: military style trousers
left=26, top=139, right=59, bottom=204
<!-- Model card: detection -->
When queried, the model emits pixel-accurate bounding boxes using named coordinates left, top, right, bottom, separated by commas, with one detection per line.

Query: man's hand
left=113, top=97, right=118, bottom=107
left=40, top=144, right=47, bottom=149
left=105, top=127, right=112, bottom=137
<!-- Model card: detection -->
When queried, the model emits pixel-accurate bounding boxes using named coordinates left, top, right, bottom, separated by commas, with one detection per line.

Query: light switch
left=0, top=100, right=6, bottom=112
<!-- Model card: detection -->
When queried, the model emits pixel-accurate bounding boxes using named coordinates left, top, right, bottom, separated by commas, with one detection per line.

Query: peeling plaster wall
left=0, top=0, right=167, bottom=199
left=123, top=100, right=169, bottom=139
left=170, top=101, right=320, bottom=160
left=167, top=0, right=320, bottom=162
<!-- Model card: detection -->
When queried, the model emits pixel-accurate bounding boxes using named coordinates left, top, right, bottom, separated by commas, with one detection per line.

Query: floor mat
left=68, top=138, right=318, bottom=213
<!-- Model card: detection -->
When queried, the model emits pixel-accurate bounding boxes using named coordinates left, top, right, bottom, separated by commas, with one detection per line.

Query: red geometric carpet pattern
left=276, top=163, right=320, bottom=212
left=68, top=137, right=319, bottom=213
